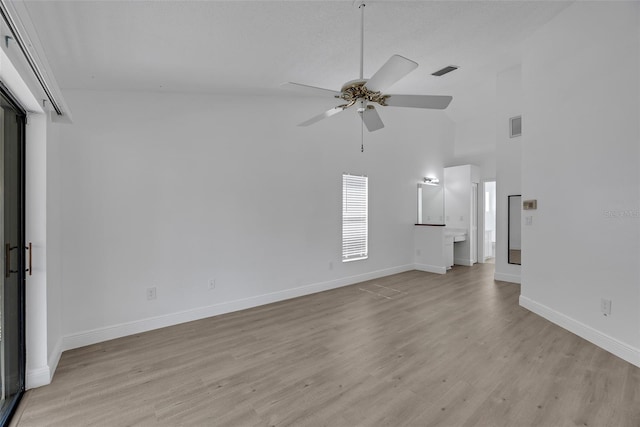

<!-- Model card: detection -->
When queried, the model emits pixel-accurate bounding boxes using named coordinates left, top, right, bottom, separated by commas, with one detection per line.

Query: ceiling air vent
left=431, top=65, right=458, bottom=77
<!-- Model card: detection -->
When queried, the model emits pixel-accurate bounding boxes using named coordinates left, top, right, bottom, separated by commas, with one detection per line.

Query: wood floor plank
left=12, top=264, right=640, bottom=426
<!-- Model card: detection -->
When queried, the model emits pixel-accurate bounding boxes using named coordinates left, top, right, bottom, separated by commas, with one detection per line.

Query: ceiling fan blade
left=359, top=105, right=384, bottom=132
left=281, top=82, right=341, bottom=98
left=298, top=106, right=346, bottom=127
left=365, top=55, right=418, bottom=93
left=384, top=94, right=453, bottom=110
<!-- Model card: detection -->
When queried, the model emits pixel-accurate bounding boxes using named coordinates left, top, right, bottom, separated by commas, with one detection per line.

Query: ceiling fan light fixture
left=431, top=65, right=459, bottom=77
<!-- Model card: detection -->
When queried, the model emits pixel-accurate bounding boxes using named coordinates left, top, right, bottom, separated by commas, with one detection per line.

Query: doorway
left=483, top=181, right=496, bottom=263
left=470, top=182, right=478, bottom=264
left=0, top=85, right=26, bottom=426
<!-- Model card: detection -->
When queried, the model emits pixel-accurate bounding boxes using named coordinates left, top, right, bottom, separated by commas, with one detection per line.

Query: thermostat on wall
left=523, top=199, right=537, bottom=210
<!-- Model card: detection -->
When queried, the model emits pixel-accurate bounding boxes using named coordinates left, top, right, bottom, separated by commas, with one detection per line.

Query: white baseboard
left=26, top=365, right=51, bottom=390
left=520, top=296, right=640, bottom=368
left=26, top=337, right=62, bottom=389
left=47, top=338, right=62, bottom=381
left=494, top=272, right=521, bottom=284
left=414, top=263, right=446, bottom=274
left=454, top=258, right=474, bottom=267
left=62, top=264, right=415, bottom=352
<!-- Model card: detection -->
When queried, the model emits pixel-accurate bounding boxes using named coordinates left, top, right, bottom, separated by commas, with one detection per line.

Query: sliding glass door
left=0, top=86, right=25, bottom=426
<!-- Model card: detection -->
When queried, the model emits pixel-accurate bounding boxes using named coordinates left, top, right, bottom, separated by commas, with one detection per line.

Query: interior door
left=0, top=87, right=25, bottom=426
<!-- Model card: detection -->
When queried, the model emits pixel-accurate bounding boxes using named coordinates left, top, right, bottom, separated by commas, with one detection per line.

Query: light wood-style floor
left=509, top=250, right=521, bottom=265
left=12, top=264, right=640, bottom=426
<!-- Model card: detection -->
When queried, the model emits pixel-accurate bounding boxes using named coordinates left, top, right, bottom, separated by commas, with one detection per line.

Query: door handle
left=26, top=242, right=31, bottom=276
left=5, top=243, right=18, bottom=278
left=4, top=243, right=31, bottom=278
left=4, top=243, right=9, bottom=278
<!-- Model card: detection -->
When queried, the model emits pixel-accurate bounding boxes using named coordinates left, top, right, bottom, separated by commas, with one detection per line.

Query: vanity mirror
left=508, top=195, right=521, bottom=265
left=417, top=182, right=444, bottom=225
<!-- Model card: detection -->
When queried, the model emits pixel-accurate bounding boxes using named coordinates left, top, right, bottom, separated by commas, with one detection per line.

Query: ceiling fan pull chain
left=361, top=119, right=364, bottom=153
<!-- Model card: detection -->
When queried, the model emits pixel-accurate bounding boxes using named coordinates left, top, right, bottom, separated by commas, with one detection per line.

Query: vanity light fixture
left=423, top=177, right=440, bottom=185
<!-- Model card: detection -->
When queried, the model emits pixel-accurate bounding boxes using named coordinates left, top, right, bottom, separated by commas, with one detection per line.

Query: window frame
left=342, top=173, right=368, bottom=262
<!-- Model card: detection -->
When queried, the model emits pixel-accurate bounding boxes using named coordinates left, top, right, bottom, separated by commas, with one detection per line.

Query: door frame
left=479, top=179, right=497, bottom=264
left=470, top=182, right=478, bottom=264
left=0, top=81, right=26, bottom=427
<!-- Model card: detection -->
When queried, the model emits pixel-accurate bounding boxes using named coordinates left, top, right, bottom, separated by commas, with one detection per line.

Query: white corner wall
left=54, top=90, right=454, bottom=349
left=494, top=65, right=522, bottom=284
left=520, top=1, right=640, bottom=366
left=24, top=113, right=50, bottom=388
left=45, top=115, right=63, bottom=379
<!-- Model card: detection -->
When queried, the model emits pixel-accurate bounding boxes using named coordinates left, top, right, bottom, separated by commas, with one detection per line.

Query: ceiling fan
left=282, top=1, right=453, bottom=132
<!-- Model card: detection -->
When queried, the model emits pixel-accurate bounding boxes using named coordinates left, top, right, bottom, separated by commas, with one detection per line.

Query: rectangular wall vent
left=510, top=116, right=522, bottom=138
left=431, top=65, right=458, bottom=76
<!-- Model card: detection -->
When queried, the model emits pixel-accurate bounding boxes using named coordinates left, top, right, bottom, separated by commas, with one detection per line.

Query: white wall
left=46, top=115, right=63, bottom=378
left=520, top=1, right=640, bottom=366
left=24, top=113, right=50, bottom=388
left=454, top=115, right=495, bottom=159
left=52, top=90, right=454, bottom=348
left=494, top=65, right=522, bottom=284
left=445, top=78, right=497, bottom=182
left=448, top=80, right=497, bottom=161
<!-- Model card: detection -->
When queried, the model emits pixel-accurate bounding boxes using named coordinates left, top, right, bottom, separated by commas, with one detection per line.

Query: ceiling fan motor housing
left=339, top=79, right=388, bottom=107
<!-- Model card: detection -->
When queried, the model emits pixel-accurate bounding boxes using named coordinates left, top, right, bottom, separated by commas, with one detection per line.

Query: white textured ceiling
left=21, top=1, right=571, bottom=100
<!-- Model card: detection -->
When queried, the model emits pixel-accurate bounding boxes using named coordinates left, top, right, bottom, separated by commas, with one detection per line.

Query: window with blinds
left=342, top=173, right=368, bottom=262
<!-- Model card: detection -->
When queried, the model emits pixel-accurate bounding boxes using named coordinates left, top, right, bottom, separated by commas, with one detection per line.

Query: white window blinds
left=342, top=173, right=368, bottom=262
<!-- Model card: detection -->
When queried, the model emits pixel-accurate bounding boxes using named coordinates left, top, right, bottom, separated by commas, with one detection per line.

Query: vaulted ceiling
left=22, top=0, right=571, bottom=108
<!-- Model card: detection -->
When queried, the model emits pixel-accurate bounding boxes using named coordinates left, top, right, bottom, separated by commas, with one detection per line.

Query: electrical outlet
left=416, top=249, right=421, bottom=256
left=208, top=279, right=216, bottom=290
left=525, top=216, right=533, bottom=226
left=601, top=298, right=612, bottom=316
left=146, top=287, right=157, bottom=300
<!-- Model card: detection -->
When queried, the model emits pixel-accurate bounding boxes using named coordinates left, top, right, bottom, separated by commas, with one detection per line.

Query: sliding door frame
left=0, top=80, right=26, bottom=427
